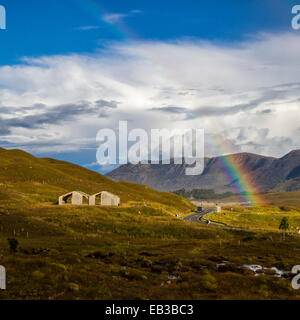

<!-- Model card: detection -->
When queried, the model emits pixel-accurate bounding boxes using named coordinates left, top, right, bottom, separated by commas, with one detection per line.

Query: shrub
left=7, top=238, right=19, bottom=253
left=200, top=273, right=218, bottom=291
left=119, top=269, right=148, bottom=281
left=50, top=263, right=67, bottom=272
left=242, top=235, right=255, bottom=242
left=68, top=283, right=80, bottom=292
left=32, top=270, right=45, bottom=280
left=279, top=206, right=290, bottom=212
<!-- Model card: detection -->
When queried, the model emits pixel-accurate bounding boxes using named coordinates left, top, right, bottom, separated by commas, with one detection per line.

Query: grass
left=0, top=198, right=300, bottom=300
left=0, top=148, right=300, bottom=299
left=263, top=191, right=300, bottom=207
left=208, top=206, right=300, bottom=232
left=1, top=211, right=299, bottom=300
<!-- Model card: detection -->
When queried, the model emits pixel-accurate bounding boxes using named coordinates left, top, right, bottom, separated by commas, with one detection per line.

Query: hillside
left=107, top=150, right=300, bottom=192
left=0, top=148, right=192, bottom=212
left=0, top=148, right=299, bottom=300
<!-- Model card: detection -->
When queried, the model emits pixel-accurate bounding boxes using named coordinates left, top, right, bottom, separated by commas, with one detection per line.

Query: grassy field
left=209, top=206, right=300, bottom=232
left=191, top=190, right=300, bottom=207
left=1, top=201, right=300, bottom=300
left=0, top=148, right=300, bottom=300
left=263, top=191, right=300, bottom=207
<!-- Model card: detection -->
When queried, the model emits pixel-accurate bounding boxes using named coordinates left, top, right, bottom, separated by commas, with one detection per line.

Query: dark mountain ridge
left=106, top=150, right=300, bottom=192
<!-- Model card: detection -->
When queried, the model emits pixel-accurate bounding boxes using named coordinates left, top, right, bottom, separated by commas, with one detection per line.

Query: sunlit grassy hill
left=262, top=191, right=300, bottom=207
left=0, top=148, right=300, bottom=300
left=209, top=206, right=300, bottom=232
left=0, top=148, right=193, bottom=212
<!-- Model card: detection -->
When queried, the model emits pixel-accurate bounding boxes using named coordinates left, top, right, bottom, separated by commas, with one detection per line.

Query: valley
left=0, top=148, right=299, bottom=299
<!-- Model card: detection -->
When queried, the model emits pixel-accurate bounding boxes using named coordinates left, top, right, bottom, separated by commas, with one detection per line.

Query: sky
left=0, top=0, right=300, bottom=173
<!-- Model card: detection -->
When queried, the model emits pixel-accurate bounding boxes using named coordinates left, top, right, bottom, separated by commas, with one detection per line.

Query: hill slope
left=107, top=150, right=300, bottom=192
left=0, top=147, right=299, bottom=300
left=0, top=148, right=192, bottom=212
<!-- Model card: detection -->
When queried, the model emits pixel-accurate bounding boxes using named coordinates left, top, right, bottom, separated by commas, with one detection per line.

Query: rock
left=68, top=283, right=80, bottom=292
left=243, top=264, right=263, bottom=273
left=168, top=274, right=181, bottom=280
left=141, top=259, right=152, bottom=268
left=217, top=263, right=239, bottom=273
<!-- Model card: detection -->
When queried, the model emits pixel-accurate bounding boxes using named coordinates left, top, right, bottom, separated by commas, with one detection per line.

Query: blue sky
left=0, top=0, right=300, bottom=172
left=0, top=0, right=298, bottom=65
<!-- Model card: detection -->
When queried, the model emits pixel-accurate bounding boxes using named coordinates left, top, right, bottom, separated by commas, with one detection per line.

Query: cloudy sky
left=0, top=0, right=300, bottom=172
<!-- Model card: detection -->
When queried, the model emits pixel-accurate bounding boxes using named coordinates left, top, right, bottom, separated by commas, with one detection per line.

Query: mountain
left=106, top=150, right=300, bottom=192
left=0, top=148, right=192, bottom=211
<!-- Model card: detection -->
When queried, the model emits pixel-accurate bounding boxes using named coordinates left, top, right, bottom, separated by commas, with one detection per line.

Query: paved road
left=183, top=207, right=228, bottom=228
left=183, top=207, right=246, bottom=231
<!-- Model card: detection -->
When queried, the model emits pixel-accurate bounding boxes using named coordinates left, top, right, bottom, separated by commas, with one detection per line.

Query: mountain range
left=106, top=150, right=300, bottom=193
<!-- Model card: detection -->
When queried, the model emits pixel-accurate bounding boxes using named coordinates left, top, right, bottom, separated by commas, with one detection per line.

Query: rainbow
left=72, top=0, right=262, bottom=206
left=211, top=134, right=263, bottom=206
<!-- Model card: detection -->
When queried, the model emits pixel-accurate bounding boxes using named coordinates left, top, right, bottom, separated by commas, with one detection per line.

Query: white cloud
left=131, top=10, right=142, bottom=14
left=0, top=32, right=300, bottom=159
left=103, top=10, right=142, bottom=24
left=103, top=13, right=129, bottom=24
left=75, top=26, right=100, bottom=31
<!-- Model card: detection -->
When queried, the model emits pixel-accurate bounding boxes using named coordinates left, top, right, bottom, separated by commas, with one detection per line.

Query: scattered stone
left=217, top=263, right=246, bottom=274
left=141, top=259, right=152, bottom=268
left=68, top=283, right=80, bottom=292
left=168, top=274, right=181, bottom=280
left=242, top=264, right=290, bottom=278
left=243, top=264, right=263, bottom=273
left=31, top=248, right=50, bottom=255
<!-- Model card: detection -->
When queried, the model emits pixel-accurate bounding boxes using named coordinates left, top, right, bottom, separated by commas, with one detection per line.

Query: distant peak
left=280, top=149, right=300, bottom=159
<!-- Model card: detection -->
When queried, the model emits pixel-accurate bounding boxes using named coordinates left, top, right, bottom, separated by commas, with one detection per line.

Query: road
left=183, top=207, right=228, bottom=228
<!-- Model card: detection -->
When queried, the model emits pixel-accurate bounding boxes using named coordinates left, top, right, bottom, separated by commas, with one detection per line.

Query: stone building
left=58, top=190, right=120, bottom=206
left=58, top=191, right=90, bottom=205
left=89, top=191, right=120, bottom=206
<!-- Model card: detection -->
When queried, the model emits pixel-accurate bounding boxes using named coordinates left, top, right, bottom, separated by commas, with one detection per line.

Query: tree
left=279, top=217, right=290, bottom=240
